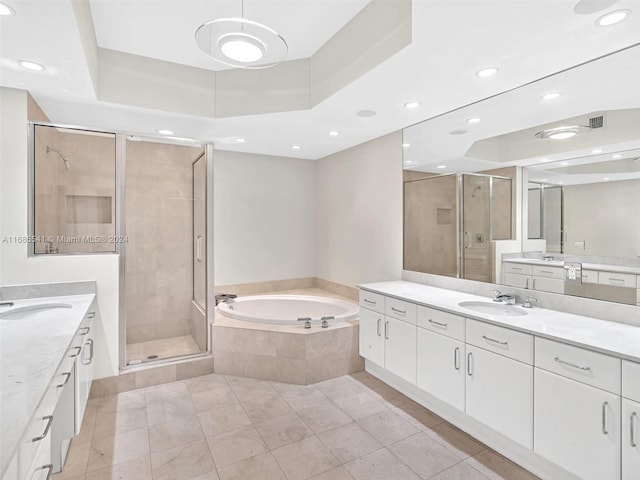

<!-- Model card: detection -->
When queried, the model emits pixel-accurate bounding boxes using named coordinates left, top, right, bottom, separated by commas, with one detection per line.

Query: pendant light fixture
left=195, top=0, right=288, bottom=69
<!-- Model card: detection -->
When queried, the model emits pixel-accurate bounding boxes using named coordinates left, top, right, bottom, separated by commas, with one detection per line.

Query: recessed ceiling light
left=467, top=117, right=481, bottom=125
left=357, top=110, right=376, bottom=118
left=0, top=1, right=15, bottom=15
left=535, top=125, right=592, bottom=140
left=402, top=143, right=411, bottom=148
left=328, top=130, right=339, bottom=137
left=539, top=158, right=549, bottom=163
left=612, top=154, right=623, bottom=159
left=449, top=129, right=468, bottom=136
left=18, top=60, right=45, bottom=72
left=404, top=101, right=421, bottom=109
left=603, top=177, right=610, bottom=181
left=592, top=148, right=603, bottom=154
left=291, top=145, right=301, bottom=150
left=596, top=9, right=631, bottom=26
left=558, top=181, right=564, bottom=185
left=436, top=165, right=447, bottom=169
left=476, top=67, right=499, bottom=78
left=542, top=92, right=562, bottom=101
left=404, top=160, right=416, bottom=165
left=561, top=162, right=569, bottom=166
left=236, top=137, right=247, bottom=143
left=157, top=129, right=174, bottom=135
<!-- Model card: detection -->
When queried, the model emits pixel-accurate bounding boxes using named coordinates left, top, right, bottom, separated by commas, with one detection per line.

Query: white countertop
left=0, top=293, right=95, bottom=476
left=504, top=258, right=640, bottom=275
left=358, top=281, right=640, bottom=362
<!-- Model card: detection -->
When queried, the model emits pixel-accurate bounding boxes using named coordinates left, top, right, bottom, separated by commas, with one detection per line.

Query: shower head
left=46, top=146, right=70, bottom=171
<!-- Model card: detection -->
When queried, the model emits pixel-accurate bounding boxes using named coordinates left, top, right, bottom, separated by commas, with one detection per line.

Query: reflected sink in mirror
left=0, top=303, right=73, bottom=320
left=458, top=301, right=527, bottom=317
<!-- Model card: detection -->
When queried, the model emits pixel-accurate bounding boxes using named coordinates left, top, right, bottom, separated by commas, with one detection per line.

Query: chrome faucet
left=0, top=301, right=14, bottom=308
left=493, top=290, right=517, bottom=305
left=215, top=293, right=237, bottom=306
left=321, top=316, right=334, bottom=328
left=298, top=317, right=312, bottom=329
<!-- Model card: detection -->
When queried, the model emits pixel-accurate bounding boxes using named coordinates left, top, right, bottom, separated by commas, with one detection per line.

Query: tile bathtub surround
left=0, top=280, right=96, bottom=301
left=214, top=277, right=359, bottom=302
left=52, top=372, right=540, bottom=480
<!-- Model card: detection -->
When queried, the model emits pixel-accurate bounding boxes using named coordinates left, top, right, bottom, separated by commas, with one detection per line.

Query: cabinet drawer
left=19, top=384, right=57, bottom=478
left=385, top=297, right=417, bottom=325
left=359, top=290, right=385, bottom=314
left=582, top=270, right=598, bottom=284
left=466, top=319, right=533, bottom=364
left=417, top=306, right=464, bottom=341
left=623, top=360, right=640, bottom=402
left=503, top=273, right=530, bottom=289
left=532, top=276, right=564, bottom=294
left=504, top=263, right=532, bottom=275
left=532, top=265, right=564, bottom=280
left=599, top=271, right=637, bottom=288
left=535, top=337, right=621, bottom=394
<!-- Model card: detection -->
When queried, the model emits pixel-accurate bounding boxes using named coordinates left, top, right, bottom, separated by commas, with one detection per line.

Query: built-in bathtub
left=212, top=292, right=364, bottom=384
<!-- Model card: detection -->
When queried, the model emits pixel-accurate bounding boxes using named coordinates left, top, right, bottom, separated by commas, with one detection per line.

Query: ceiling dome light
left=404, top=101, right=421, bottom=109
left=356, top=110, right=376, bottom=118
left=596, top=9, right=631, bottom=26
left=467, top=117, right=481, bottom=124
left=542, top=92, right=562, bottom=101
left=476, top=67, right=499, bottom=78
left=218, top=33, right=265, bottom=63
left=535, top=125, right=592, bottom=140
left=0, top=2, right=15, bottom=15
left=18, top=60, right=45, bottom=72
left=328, top=130, right=339, bottom=137
left=157, top=129, right=174, bottom=135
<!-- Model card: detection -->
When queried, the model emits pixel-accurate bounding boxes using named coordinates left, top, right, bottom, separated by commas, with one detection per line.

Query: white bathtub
left=216, top=295, right=359, bottom=324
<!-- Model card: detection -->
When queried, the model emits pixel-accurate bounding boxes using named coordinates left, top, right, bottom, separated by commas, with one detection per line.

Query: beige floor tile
left=344, top=447, right=421, bottom=480
left=333, top=391, right=388, bottom=420
left=187, top=470, right=221, bottom=480
left=149, top=415, right=205, bottom=453
left=297, top=403, right=352, bottom=434
left=217, top=452, right=286, bottom=480
left=150, top=439, right=216, bottom=480
left=272, top=436, right=340, bottom=480
left=84, top=456, right=152, bottom=480
left=393, top=401, right=443, bottom=430
left=317, top=422, right=382, bottom=464
left=273, top=383, right=329, bottom=411
left=74, top=404, right=98, bottom=445
left=229, top=379, right=277, bottom=402
left=357, top=410, right=420, bottom=446
left=254, top=412, right=314, bottom=449
left=314, top=377, right=366, bottom=400
left=146, top=394, right=197, bottom=426
left=186, top=373, right=229, bottom=394
left=364, top=383, right=411, bottom=407
left=388, top=432, right=462, bottom=479
left=190, top=386, right=238, bottom=412
left=205, top=426, right=267, bottom=467
left=97, top=390, right=146, bottom=414
left=241, top=393, right=293, bottom=422
left=86, top=427, right=150, bottom=473
left=309, top=466, right=355, bottom=480
left=430, top=462, right=491, bottom=480
left=92, top=407, right=148, bottom=441
left=464, top=450, right=540, bottom=480
left=426, top=422, right=486, bottom=459
left=145, top=381, right=189, bottom=403
left=198, top=404, right=252, bottom=436
left=55, top=441, right=91, bottom=479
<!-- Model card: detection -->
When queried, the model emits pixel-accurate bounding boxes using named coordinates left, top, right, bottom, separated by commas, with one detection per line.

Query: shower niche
left=404, top=172, right=513, bottom=282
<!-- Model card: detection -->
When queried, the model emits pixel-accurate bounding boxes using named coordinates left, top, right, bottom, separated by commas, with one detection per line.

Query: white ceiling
left=1, top=0, right=640, bottom=160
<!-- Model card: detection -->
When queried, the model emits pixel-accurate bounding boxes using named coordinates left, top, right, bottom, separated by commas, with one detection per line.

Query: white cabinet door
left=534, top=368, right=620, bottom=480
left=465, top=345, right=533, bottom=448
left=503, top=273, right=530, bottom=289
left=417, top=328, right=465, bottom=411
left=623, top=398, right=640, bottom=480
left=532, top=276, right=564, bottom=294
left=75, top=314, right=95, bottom=434
left=384, top=316, right=416, bottom=384
left=359, top=308, right=384, bottom=367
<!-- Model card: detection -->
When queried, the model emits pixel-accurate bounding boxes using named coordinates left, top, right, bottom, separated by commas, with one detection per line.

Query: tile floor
left=53, top=371, right=540, bottom=480
left=127, top=335, right=202, bottom=364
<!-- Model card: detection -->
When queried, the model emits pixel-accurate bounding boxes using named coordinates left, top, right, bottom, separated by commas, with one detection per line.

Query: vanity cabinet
left=503, top=262, right=565, bottom=294
left=359, top=307, right=385, bottom=366
left=622, top=360, right=640, bottom=480
left=75, top=310, right=96, bottom=433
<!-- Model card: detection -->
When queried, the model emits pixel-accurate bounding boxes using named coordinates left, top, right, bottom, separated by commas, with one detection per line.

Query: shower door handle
left=196, top=235, right=203, bottom=263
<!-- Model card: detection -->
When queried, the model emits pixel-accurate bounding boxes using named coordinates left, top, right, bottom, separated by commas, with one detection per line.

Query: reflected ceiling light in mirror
left=236, top=137, right=247, bottom=143
left=402, top=143, right=411, bottom=148
left=328, top=130, right=339, bottom=137
left=0, top=2, right=15, bottom=15
left=535, top=125, right=592, bottom=140
left=539, top=158, right=549, bottom=163
left=561, top=161, right=569, bottom=166
left=467, top=117, right=481, bottom=124
left=592, top=148, right=603, bottom=153
left=603, top=177, right=610, bottom=181
left=404, top=101, right=421, bottom=109
left=596, top=10, right=631, bottom=26
left=449, top=129, right=468, bottom=136
left=476, top=67, right=499, bottom=77
left=291, top=145, right=301, bottom=150
left=542, top=91, right=562, bottom=101
left=157, top=129, right=174, bottom=135
left=356, top=110, right=376, bottom=117
left=18, top=60, right=45, bottom=71
left=612, top=154, right=623, bottom=159
left=436, top=165, right=447, bottom=169
left=573, top=0, right=617, bottom=14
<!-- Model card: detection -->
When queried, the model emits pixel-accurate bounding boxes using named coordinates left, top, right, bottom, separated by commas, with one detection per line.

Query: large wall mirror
left=402, top=44, right=640, bottom=306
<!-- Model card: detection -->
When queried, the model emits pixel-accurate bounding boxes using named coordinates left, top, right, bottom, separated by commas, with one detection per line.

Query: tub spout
left=215, top=293, right=237, bottom=306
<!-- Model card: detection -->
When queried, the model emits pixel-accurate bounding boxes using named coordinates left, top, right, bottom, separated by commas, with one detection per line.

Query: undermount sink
left=0, top=303, right=73, bottom=320
left=458, top=301, right=527, bottom=317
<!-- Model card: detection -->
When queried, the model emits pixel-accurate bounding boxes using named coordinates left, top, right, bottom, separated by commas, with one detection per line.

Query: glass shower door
left=462, top=174, right=491, bottom=282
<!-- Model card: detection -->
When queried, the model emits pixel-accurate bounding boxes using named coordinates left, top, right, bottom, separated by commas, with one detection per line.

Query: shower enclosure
left=404, top=173, right=513, bottom=282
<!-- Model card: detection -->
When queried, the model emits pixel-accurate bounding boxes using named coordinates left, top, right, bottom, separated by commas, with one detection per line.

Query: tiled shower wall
left=125, top=141, right=203, bottom=344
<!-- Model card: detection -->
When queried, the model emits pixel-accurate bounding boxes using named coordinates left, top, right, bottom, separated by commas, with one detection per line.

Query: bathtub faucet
left=215, top=293, right=237, bottom=306
left=321, top=316, right=334, bottom=328
left=298, top=317, right=312, bottom=329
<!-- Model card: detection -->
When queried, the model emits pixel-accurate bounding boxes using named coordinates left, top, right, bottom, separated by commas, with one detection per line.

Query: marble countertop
left=358, top=281, right=640, bottom=362
left=503, top=258, right=640, bottom=275
left=0, top=293, right=95, bottom=476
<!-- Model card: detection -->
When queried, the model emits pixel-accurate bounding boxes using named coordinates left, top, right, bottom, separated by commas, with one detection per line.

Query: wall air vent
left=589, top=115, right=604, bottom=129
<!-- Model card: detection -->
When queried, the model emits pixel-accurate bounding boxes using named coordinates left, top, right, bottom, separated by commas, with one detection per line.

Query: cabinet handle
left=609, top=278, right=625, bottom=284
left=32, top=415, right=54, bottom=442
left=428, top=319, right=448, bottom=328
left=467, top=352, right=473, bottom=376
left=602, top=401, right=609, bottom=435
left=87, top=311, right=95, bottom=319
left=631, top=412, right=638, bottom=448
left=532, top=278, right=536, bottom=289
left=364, top=299, right=376, bottom=305
left=525, top=277, right=530, bottom=289
left=196, top=235, right=203, bottom=262
left=82, top=339, right=94, bottom=365
left=482, top=335, right=508, bottom=346
left=384, top=321, right=389, bottom=340
left=391, top=307, right=406, bottom=315
left=454, top=347, right=460, bottom=370
left=554, top=357, right=591, bottom=371
left=56, top=372, right=71, bottom=388
left=78, top=326, right=90, bottom=336
left=540, top=270, right=553, bottom=275
left=376, top=318, right=381, bottom=336
left=69, top=346, right=82, bottom=358
left=512, top=267, right=522, bottom=271
left=40, top=464, right=54, bottom=480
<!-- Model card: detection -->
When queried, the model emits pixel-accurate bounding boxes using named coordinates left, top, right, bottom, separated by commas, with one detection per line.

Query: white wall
left=316, top=131, right=403, bottom=287
left=0, top=88, right=119, bottom=378
left=213, top=150, right=317, bottom=285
